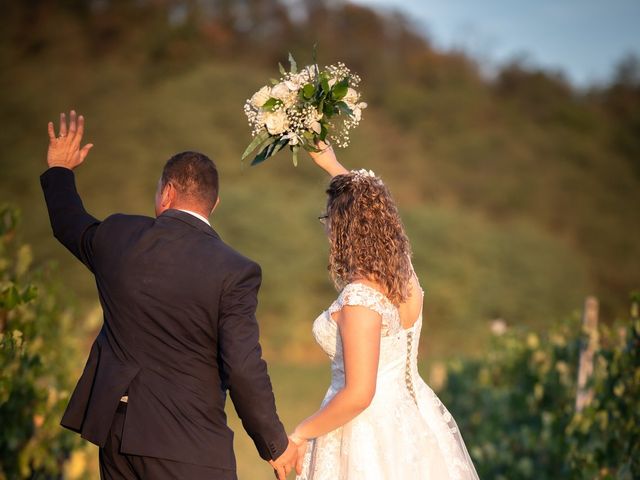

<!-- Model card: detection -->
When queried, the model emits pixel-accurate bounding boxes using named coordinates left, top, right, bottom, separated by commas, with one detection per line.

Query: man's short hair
left=161, top=151, right=219, bottom=212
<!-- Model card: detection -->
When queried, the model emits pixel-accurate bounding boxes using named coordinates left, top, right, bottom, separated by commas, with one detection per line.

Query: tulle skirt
left=296, top=376, right=479, bottom=480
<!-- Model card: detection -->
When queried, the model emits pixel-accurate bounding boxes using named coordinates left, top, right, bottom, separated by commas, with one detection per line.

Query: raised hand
left=307, top=140, right=348, bottom=177
left=268, top=438, right=299, bottom=479
left=47, top=110, right=94, bottom=170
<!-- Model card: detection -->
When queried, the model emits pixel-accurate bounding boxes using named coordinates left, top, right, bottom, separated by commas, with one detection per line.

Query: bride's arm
left=308, top=140, right=349, bottom=177
left=291, top=305, right=381, bottom=441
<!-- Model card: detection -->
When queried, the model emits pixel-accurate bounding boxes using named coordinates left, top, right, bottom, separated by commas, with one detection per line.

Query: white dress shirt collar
left=177, top=209, right=211, bottom=227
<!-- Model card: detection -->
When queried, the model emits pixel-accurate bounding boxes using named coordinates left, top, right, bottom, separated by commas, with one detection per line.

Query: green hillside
left=1, top=1, right=638, bottom=359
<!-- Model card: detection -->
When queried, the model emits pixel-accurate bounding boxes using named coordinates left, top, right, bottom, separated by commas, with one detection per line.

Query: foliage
left=0, top=205, right=83, bottom=479
left=1, top=1, right=638, bottom=353
left=439, top=296, right=640, bottom=479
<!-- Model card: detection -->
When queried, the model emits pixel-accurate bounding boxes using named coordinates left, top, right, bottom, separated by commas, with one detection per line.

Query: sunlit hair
left=325, top=172, right=412, bottom=305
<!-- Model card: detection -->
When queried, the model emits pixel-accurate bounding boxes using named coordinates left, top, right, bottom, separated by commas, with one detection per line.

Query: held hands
left=269, top=438, right=300, bottom=479
left=47, top=110, right=93, bottom=170
left=269, top=433, right=309, bottom=479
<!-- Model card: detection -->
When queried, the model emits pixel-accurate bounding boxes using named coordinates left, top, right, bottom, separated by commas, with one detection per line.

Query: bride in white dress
left=287, top=143, right=479, bottom=480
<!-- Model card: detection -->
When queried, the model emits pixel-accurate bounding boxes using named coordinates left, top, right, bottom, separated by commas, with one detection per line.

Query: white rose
left=250, top=86, right=271, bottom=108
left=264, top=110, right=289, bottom=135
left=352, top=107, right=362, bottom=122
left=344, top=87, right=359, bottom=106
left=271, top=82, right=292, bottom=101
left=271, top=82, right=298, bottom=108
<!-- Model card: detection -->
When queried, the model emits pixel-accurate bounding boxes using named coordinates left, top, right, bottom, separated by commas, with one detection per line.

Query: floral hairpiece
left=351, top=169, right=379, bottom=182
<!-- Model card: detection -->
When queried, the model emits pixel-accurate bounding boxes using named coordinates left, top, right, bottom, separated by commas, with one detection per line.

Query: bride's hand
left=308, top=141, right=348, bottom=177
left=289, top=433, right=309, bottom=475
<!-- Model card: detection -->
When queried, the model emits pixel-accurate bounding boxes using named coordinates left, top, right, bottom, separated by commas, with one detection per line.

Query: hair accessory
left=351, top=168, right=376, bottom=178
left=350, top=168, right=381, bottom=184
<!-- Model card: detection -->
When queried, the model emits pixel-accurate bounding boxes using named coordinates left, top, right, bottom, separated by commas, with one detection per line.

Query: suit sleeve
left=218, top=261, right=289, bottom=461
left=40, top=167, right=100, bottom=272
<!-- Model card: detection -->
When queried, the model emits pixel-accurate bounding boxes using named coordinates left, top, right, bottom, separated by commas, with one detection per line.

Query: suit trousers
left=99, top=402, right=238, bottom=480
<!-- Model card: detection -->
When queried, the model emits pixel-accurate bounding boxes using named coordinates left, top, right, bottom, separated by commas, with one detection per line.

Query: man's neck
left=177, top=208, right=211, bottom=226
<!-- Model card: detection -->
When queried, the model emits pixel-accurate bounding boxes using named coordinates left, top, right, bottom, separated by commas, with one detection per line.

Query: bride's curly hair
left=325, top=172, right=413, bottom=305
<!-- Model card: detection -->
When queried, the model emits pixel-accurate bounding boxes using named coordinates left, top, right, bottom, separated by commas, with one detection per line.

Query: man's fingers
left=79, top=143, right=94, bottom=162
left=59, top=112, right=67, bottom=136
left=275, top=465, right=286, bottom=480
left=76, top=114, right=85, bottom=140
left=47, top=122, right=56, bottom=140
left=69, top=110, right=77, bottom=136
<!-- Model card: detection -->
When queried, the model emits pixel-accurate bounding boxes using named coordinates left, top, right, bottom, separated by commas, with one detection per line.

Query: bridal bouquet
left=242, top=53, right=367, bottom=166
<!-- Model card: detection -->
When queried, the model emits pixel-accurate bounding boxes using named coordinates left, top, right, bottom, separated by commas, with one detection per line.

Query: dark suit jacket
left=40, top=167, right=288, bottom=469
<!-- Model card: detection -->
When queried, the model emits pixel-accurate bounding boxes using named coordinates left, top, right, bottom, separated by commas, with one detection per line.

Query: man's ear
left=210, top=196, right=221, bottom=215
left=161, top=182, right=177, bottom=209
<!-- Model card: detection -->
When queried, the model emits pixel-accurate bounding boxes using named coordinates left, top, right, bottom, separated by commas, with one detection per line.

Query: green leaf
left=288, top=52, right=297, bottom=74
left=271, top=137, right=289, bottom=157
left=292, top=145, right=300, bottom=167
left=336, top=101, right=353, bottom=116
left=241, top=131, right=270, bottom=160
left=250, top=136, right=281, bottom=166
left=21, top=285, right=37, bottom=303
left=302, top=83, right=315, bottom=99
left=2, top=285, right=21, bottom=310
left=320, top=77, right=330, bottom=95
left=320, top=122, right=329, bottom=141
left=332, top=78, right=349, bottom=100
left=278, top=62, right=287, bottom=76
left=270, top=78, right=279, bottom=85
left=323, top=101, right=335, bottom=117
left=261, top=97, right=280, bottom=112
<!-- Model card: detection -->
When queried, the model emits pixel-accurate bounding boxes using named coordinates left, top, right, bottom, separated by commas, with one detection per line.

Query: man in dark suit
left=41, top=111, right=298, bottom=479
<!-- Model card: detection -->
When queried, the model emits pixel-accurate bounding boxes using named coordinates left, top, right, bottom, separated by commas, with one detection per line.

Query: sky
left=350, top=0, right=640, bottom=87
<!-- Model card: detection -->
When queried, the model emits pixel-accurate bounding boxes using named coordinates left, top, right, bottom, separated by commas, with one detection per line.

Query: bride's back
left=355, top=274, right=423, bottom=330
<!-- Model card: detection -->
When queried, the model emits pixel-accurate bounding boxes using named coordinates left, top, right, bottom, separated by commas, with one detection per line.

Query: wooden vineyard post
left=575, top=296, right=599, bottom=413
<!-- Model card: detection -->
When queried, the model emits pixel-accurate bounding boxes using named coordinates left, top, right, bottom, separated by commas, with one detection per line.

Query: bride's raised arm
left=308, top=140, right=349, bottom=177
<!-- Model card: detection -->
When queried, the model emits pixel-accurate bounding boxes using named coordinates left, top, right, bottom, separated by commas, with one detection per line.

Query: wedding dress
left=297, top=282, right=480, bottom=480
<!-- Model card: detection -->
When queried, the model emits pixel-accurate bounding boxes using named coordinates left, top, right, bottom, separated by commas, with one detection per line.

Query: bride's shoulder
left=335, top=280, right=392, bottom=311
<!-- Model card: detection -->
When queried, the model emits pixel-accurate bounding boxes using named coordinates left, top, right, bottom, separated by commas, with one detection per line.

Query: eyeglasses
left=318, top=214, right=329, bottom=225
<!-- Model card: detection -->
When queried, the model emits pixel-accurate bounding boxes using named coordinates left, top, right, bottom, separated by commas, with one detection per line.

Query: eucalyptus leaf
left=251, top=141, right=276, bottom=166
left=288, top=52, right=297, bottom=74
left=292, top=145, right=300, bottom=167
left=272, top=137, right=289, bottom=156
left=336, top=101, right=353, bottom=116
left=251, top=136, right=287, bottom=166
left=278, top=62, right=287, bottom=76
left=241, top=131, right=270, bottom=160
left=270, top=78, right=279, bottom=85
